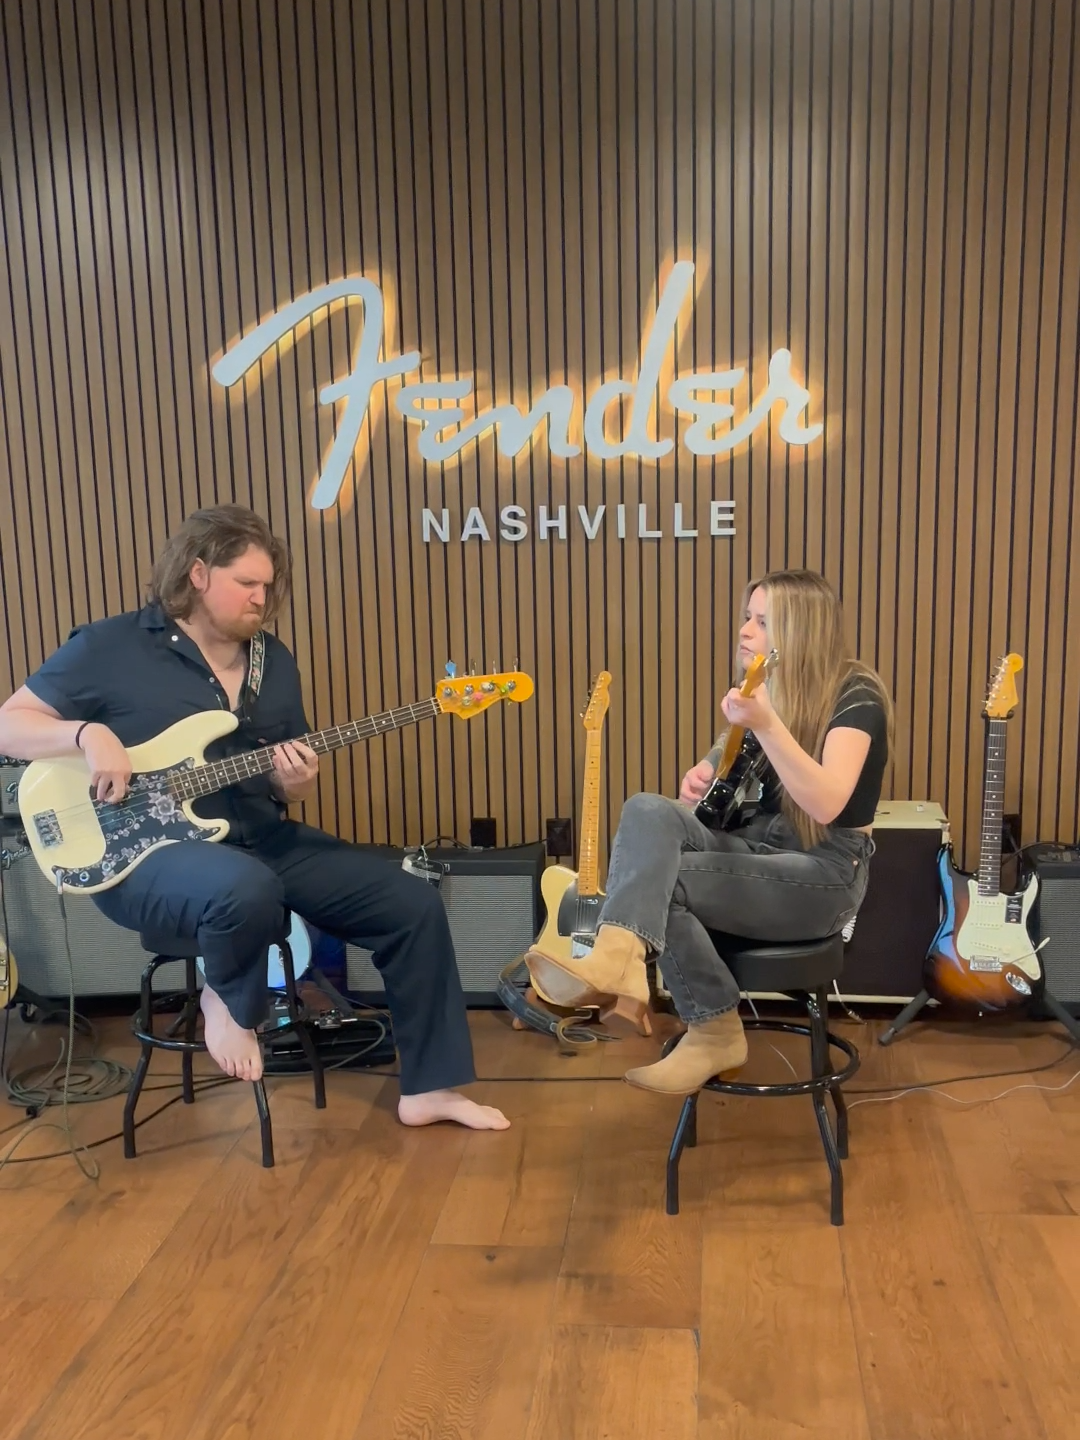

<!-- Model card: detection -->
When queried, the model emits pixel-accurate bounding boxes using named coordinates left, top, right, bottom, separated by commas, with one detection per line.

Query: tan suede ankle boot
left=524, top=924, right=650, bottom=1009
left=623, top=1009, right=748, bottom=1095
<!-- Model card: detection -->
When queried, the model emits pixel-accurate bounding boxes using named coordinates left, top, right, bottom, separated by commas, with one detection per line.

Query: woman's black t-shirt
left=758, top=679, right=888, bottom=829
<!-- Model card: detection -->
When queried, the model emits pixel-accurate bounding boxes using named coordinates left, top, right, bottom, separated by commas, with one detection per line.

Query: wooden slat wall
left=2, top=0, right=1080, bottom=869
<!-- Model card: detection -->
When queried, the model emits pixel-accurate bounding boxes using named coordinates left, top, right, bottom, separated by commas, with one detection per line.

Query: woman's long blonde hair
left=735, top=569, right=894, bottom=849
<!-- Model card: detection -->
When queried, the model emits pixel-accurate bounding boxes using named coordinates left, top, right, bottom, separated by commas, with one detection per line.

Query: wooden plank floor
left=2, top=1005, right=1079, bottom=1439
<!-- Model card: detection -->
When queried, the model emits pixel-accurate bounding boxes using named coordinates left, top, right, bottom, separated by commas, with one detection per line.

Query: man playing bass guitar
left=526, top=569, right=893, bottom=1095
left=0, top=506, right=509, bottom=1131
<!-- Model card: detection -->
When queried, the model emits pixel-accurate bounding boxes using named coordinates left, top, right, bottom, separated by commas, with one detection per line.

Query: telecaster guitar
left=694, top=649, right=778, bottom=831
left=0, top=919, right=16, bottom=1009
left=534, top=673, right=611, bottom=963
left=19, top=671, right=534, bottom=895
left=926, top=654, right=1043, bottom=1011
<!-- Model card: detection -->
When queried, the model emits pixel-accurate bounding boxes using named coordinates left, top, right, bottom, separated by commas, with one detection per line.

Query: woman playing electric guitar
left=525, top=569, right=893, bottom=1094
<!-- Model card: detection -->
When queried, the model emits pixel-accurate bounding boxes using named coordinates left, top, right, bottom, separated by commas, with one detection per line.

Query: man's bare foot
left=199, top=984, right=263, bottom=1082
left=397, top=1090, right=510, bottom=1130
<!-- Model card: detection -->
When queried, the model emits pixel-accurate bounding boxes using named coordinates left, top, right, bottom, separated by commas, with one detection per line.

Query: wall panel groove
left=2, top=0, right=1079, bottom=870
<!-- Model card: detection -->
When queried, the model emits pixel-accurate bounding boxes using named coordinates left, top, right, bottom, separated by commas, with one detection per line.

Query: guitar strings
left=28, top=701, right=451, bottom=831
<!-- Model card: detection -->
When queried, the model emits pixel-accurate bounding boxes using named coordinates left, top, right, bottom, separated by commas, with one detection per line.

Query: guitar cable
left=3, top=863, right=1078, bottom=1166
left=2, top=1032, right=1078, bottom=1165
left=0, top=871, right=140, bottom=1179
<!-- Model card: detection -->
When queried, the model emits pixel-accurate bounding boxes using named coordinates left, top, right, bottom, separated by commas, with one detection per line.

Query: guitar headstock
left=984, top=653, right=1023, bottom=719
left=435, top=671, right=535, bottom=717
left=581, top=672, right=612, bottom=730
left=740, top=648, right=779, bottom=696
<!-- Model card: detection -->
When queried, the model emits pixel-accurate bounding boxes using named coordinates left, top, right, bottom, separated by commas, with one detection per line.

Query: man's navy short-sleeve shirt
left=24, top=604, right=311, bottom=844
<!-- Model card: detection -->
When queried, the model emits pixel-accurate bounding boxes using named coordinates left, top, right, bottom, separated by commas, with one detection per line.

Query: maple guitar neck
left=714, top=651, right=776, bottom=780
left=576, top=727, right=604, bottom=897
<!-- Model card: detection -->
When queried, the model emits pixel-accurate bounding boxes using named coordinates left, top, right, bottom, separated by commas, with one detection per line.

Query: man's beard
left=224, top=612, right=264, bottom=641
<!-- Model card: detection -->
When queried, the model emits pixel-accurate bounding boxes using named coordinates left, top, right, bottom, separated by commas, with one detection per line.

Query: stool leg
left=808, top=987, right=844, bottom=1225
left=807, top=988, right=830, bottom=1079
left=253, top=1079, right=274, bottom=1168
left=123, top=1041, right=154, bottom=1160
left=830, top=1079, right=850, bottom=1160
left=182, top=957, right=199, bottom=1104
left=666, top=1094, right=698, bottom=1216
left=280, top=941, right=326, bottom=1110
left=813, top=1088, right=845, bottom=1225
left=806, top=985, right=849, bottom=1158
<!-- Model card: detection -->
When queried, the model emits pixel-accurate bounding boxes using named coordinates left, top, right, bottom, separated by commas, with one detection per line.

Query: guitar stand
left=878, top=985, right=1080, bottom=1048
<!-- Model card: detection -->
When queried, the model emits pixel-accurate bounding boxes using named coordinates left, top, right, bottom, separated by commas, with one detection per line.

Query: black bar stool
left=664, top=932, right=859, bottom=1225
left=122, top=913, right=327, bottom=1168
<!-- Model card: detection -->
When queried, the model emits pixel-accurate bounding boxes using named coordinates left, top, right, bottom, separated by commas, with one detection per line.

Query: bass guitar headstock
left=435, top=671, right=535, bottom=717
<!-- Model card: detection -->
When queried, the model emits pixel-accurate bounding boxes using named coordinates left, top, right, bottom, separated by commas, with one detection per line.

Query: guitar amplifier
left=346, top=842, right=545, bottom=1005
left=1025, top=843, right=1080, bottom=1006
left=832, top=801, right=947, bottom=1002
left=0, top=852, right=174, bottom=997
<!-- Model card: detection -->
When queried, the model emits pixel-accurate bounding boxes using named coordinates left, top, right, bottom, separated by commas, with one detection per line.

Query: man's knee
left=399, top=870, right=449, bottom=927
left=206, top=864, right=286, bottom=933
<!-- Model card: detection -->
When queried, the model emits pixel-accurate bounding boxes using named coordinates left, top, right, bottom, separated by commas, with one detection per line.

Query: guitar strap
left=496, top=958, right=614, bottom=1054
left=247, top=631, right=266, bottom=701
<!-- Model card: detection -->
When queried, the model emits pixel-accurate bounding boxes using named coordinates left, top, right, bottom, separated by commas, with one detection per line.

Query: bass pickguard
left=50, top=765, right=208, bottom=892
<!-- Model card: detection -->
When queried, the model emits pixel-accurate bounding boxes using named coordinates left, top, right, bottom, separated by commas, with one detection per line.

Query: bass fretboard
left=168, top=699, right=441, bottom=800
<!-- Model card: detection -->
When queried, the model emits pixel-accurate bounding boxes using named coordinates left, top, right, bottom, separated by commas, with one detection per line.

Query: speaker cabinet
left=0, top=854, right=168, bottom=997
left=346, top=842, right=545, bottom=1005
left=1025, top=843, right=1080, bottom=1005
left=834, top=801, right=947, bottom=1001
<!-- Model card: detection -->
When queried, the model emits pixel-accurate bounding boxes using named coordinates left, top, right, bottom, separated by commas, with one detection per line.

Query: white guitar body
left=19, top=711, right=237, bottom=894
left=950, top=880, right=1041, bottom=980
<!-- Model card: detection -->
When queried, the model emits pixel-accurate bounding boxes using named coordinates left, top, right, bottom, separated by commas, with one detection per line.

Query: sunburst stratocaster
left=926, top=654, right=1043, bottom=1011
left=19, top=671, right=534, bottom=895
left=534, top=672, right=611, bottom=962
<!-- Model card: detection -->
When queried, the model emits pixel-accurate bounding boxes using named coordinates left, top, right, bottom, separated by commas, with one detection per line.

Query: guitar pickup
left=33, top=810, right=63, bottom=848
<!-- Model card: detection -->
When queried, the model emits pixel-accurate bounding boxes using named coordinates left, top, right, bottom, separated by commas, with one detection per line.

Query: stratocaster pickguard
left=927, top=847, right=1042, bottom=1011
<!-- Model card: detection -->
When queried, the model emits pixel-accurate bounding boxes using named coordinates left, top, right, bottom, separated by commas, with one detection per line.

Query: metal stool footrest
left=123, top=930, right=327, bottom=1169
left=664, top=994, right=859, bottom=1227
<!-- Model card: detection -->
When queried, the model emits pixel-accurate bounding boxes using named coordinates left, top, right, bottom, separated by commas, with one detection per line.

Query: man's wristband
left=74, top=721, right=93, bottom=750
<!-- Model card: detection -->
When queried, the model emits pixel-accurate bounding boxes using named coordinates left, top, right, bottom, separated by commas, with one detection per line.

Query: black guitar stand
left=879, top=985, right=1080, bottom=1047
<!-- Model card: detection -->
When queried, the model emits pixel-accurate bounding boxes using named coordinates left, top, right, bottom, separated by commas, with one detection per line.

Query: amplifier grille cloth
left=347, top=873, right=536, bottom=993
left=1035, top=880, right=1080, bottom=1003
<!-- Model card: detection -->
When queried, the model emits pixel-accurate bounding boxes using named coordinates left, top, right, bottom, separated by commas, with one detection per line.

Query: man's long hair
left=149, top=505, right=292, bottom=623
left=736, top=569, right=894, bottom=849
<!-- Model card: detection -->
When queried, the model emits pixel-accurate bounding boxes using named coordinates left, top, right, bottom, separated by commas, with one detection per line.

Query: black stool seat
left=664, top=931, right=859, bottom=1226
left=709, top=931, right=846, bottom=991
left=122, top=913, right=326, bottom=1169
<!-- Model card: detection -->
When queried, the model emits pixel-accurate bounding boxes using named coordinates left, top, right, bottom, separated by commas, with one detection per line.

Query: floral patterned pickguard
left=61, top=762, right=217, bottom=891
